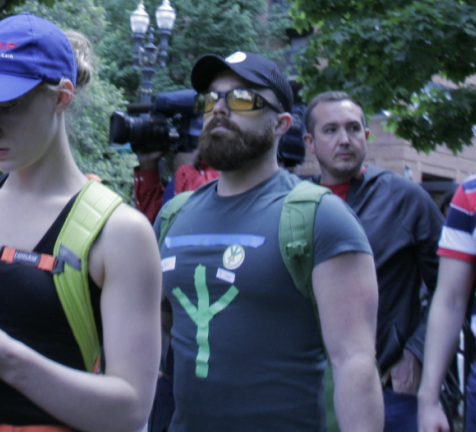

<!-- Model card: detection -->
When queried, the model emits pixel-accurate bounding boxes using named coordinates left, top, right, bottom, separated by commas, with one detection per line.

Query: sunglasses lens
left=227, top=89, right=255, bottom=111
left=195, top=92, right=218, bottom=113
left=195, top=90, right=262, bottom=113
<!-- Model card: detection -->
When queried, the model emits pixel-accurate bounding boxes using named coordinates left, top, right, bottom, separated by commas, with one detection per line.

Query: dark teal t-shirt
left=155, top=168, right=371, bottom=432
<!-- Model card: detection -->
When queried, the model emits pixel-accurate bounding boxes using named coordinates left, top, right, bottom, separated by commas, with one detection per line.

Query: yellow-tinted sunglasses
left=194, top=88, right=282, bottom=114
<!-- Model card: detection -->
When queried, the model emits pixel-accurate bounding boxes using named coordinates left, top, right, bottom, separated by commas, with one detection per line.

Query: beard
left=198, top=116, right=274, bottom=171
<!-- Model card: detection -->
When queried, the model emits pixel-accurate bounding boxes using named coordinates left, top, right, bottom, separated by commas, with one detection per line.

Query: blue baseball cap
left=0, top=12, right=77, bottom=102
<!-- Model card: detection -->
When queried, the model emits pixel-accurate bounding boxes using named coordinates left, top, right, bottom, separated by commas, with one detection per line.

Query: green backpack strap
left=279, top=180, right=331, bottom=299
left=279, top=180, right=336, bottom=430
left=158, top=191, right=194, bottom=248
left=53, top=180, right=122, bottom=373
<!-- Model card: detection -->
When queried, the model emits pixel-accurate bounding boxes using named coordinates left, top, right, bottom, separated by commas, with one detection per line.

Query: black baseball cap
left=191, top=51, right=293, bottom=113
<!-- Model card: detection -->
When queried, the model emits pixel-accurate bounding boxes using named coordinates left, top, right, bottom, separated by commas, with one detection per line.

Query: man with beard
left=303, top=91, right=445, bottom=432
left=153, top=52, right=384, bottom=432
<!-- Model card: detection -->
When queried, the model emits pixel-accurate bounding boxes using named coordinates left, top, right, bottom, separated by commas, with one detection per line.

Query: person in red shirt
left=134, top=149, right=219, bottom=223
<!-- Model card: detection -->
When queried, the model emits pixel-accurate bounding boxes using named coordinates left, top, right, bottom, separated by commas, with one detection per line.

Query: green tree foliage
left=94, top=0, right=140, bottom=102
left=288, top=0, right=476, bottom=153
left=66, top=80, right=137, bottom=201
left=98, top=0, right=292, bottom=100
left=0, top=0, right=53, bottom=16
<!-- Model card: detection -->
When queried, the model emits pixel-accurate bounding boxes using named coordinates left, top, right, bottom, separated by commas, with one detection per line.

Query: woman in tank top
left=0, top=12, right=161, bottom=432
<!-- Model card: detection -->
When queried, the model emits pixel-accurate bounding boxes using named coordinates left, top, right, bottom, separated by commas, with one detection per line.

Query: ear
left=55, top=80, right=74, bottom=113
left=303, top=132, right=316, bottom=155
left=365, top=129, right=370, bottom=139
left=274, top=112, right=293, bottom=137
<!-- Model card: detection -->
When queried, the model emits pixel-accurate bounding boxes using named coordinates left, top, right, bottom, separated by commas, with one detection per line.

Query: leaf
left=288, top=0, right=476, bottom=152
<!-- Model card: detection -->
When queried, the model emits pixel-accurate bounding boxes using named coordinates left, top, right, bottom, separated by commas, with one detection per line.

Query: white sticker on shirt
left=162, top=256, right=176, bottom=272
left=223, top=244, right=245, bottom=270
left=216, top=268, right=236, bottom=284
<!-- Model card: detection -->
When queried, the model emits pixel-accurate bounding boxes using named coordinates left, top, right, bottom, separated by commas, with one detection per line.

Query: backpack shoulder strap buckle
left=285, top=240, right=309, bottom=258
left=51, top=244, right=82, bottom=274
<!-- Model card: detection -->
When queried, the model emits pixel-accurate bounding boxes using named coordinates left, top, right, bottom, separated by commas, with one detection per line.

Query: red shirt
left=174, top=161, right=219, bottom=194
left=134, top=162, right=219, bottom=223
left=134, top=167, right=165, bottom=223
left=320, top=167, right=367, bottom=201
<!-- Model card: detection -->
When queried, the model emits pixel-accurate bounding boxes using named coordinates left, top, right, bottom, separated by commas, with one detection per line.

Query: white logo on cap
left=226, top=51, right=247, bottom=64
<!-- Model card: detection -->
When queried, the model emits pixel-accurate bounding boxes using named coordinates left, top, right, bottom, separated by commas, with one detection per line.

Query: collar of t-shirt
left=320, top=166, right=367, bottom=201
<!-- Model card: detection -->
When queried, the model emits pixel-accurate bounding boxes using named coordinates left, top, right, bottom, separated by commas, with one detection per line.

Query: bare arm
left=418, top=257, right=475, bottom=432
left=313, top=251, right=383, bottom=432
left=0, top=205, right=162, bottom=432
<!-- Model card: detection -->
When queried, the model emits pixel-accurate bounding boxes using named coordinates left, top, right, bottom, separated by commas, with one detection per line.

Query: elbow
left=98, top=389, right=155, bottom=432
left=103, top=405, right=151, bottom=432
left=121, top=393, right=155, bottom=432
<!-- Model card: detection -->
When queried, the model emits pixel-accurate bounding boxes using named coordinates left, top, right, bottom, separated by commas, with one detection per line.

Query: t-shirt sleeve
left=313, top=194, right=372, bottom=268
left=438, top=183, right=476, bottom=264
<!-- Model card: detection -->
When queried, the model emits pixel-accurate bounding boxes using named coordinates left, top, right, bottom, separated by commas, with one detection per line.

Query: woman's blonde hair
left=42, top=30, right=94, bottom=95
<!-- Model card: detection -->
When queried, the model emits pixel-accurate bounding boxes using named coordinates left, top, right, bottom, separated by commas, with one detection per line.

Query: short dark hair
left=304, top=91, right=367, bottom=134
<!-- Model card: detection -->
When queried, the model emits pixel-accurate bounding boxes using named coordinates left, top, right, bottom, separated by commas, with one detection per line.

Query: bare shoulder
left=101, top=202, right=155, bottom=238
left=88, top=203, right=160, bottom=287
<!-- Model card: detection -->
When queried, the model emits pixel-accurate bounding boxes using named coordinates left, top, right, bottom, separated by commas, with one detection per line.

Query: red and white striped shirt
left=438, top=174, right=476, bottom=264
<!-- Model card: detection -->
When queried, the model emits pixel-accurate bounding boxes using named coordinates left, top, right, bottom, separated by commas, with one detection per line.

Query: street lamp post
left=156, top=0, right=175, bottom=68
left=130, top=0, right=176, bottom=104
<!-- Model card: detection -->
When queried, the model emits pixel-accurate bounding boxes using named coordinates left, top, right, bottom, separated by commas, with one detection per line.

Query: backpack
left=158, top=179, right=330, bottom=302
left=0, top=179, right=122, bottom=373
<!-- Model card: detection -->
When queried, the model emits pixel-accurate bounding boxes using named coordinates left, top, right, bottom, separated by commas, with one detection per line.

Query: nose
left=338, top=128, right=350, bottom=145
left=211, top=96, right=229, bottom=116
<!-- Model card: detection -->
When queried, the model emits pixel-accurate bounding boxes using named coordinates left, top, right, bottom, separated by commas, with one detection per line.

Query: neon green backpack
left=0, top=180, right=122, bottom=373
left=52, top=180, right=123, bottom=372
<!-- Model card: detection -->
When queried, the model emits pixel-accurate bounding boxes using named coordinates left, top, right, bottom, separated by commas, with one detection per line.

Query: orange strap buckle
left=0, top=246, right=57, bottom=272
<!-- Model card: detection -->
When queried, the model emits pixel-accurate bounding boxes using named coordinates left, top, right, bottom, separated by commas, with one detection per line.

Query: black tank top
left=0, top=175, right=103, bottom=425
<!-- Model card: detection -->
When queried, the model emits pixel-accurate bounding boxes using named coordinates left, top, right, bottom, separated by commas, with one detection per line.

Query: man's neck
left=216, top=155, right=279, bottom=197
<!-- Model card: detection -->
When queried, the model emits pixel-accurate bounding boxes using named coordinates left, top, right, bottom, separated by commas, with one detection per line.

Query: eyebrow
left=322, top=120, right=362, bottom=127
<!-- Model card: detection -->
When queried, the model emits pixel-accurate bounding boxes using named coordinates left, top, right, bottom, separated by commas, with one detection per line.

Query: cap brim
left=0, top=75, right=42, bottom=102
left=191, top=54, right=268, bottom=93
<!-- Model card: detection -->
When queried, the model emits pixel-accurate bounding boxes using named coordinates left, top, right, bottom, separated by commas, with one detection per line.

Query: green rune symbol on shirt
left=172, top=264, right=239, bottom=378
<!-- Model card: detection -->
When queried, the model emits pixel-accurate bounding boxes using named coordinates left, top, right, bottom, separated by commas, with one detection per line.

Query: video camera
left=109, top=89, right=201, bottom=154
left=109, top=88, right=306, bottom=167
